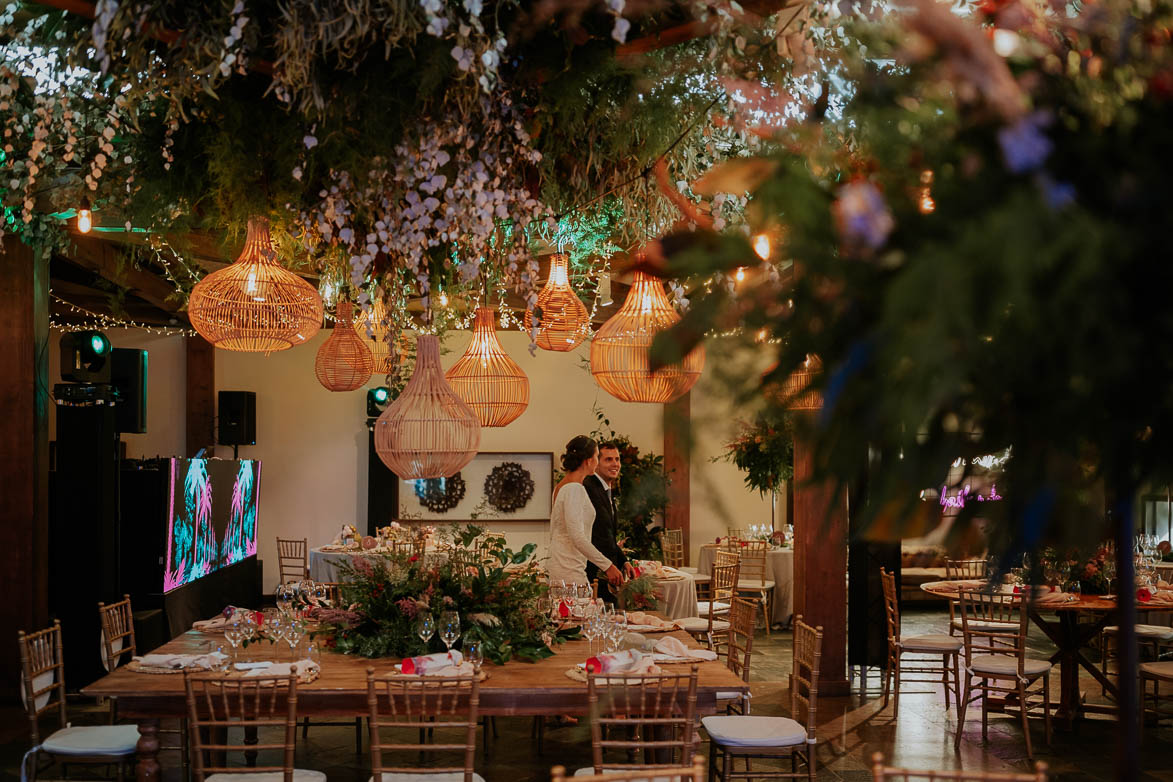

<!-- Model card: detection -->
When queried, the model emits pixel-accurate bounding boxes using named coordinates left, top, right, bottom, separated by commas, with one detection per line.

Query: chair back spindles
left=880, top=568, right=900, bottom=642
left=366, top=670, right=480, bottom=782
left=661, top=528, right=685, bottom=568
left=553, top=756, right=707, bottom=782
left=726, top=597, right=757, bottom=683
left=957, top=591, right=1028, bottom=675
left=586, top=668, right=699, bottom=774
left=276, top=537, right=309, bottom=583
left=98, top=594, right=137, bottom=672
left=714, top=549, right=740, bottom=569
left=791, top=615, right=823, bottom=739
left=17, top=620, right=68, bottom=745
left=945, top=558, right=989, bottom=580
left=739, top=540, right=769, bottom=584
left=184, top=670, right=300, bottom=782
left=870, top=751, right=1048, bottom=781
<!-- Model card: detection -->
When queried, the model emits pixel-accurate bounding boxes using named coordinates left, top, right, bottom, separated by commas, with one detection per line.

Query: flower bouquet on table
left=619, top=573, right=662, bottom=611
left=315, top=524, right=576, bottom=664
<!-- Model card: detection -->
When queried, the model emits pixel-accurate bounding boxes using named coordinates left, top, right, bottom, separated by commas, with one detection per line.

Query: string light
left=76, top=198, right=92, bottom=233
left=918, top=170, right=936, bottom=214
left=734, top=267, right=746, bottom=282
left=752, top=233, right=771, bottom=260
left=50, top=292, right=197, bottom=337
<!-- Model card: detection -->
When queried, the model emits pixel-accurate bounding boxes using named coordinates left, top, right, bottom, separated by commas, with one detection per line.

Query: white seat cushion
left=680, top=567, right=700, bottom=575
left=1141, top=661, right=1173, bottom=681
left=42, top=725, right=139, bottom=756
left=676, top=617, right=729, bottom=633
left=736, top=580, right=776, bottom=591
left=1105, top=624, right=1173, bottom=640
left=574, top=769, right=689, bottom=781
left=900, top=634, right=963, bottom=652
left=702, top=715, right=806, bottom=748
left=370, top=773, right=484, bottom=782
left=697, top=601, right=730, bottom=615
left=716, top=691, right=747, bottom=701
left=969, top=655, right=1051, bottom=677
left=952, top=619, right=1017, bottom=634
left=209, top=773, right=325, bottom=782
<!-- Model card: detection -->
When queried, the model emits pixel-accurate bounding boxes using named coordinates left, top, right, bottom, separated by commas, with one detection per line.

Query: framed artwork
left=397, top=451, right=554, bottom=522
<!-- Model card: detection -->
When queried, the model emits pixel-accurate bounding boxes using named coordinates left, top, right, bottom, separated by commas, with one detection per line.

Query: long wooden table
left=83, top=625, right=748, bottom=781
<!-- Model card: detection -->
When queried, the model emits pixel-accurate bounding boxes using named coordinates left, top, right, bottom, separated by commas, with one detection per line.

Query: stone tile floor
left=3, top=607, right=1172, bottom=781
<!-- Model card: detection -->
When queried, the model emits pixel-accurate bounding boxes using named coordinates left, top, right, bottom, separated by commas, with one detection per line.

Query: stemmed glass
left=311, top=581, right=329, bottom=607
left=284, top=618, right=304, bottom=659
left=416, top=613, right=436, bottom=653
left=439, top=611, right=461, bottom=661
left=464, top=638, right=483, bottom=674
left=276, top=583, right=296, bottom=614
left=582, top=614, right=601, bottom=656
left=223, top=619, right=243, bottom=664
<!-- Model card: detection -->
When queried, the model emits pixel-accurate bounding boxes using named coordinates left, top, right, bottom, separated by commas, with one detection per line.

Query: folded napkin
left=584, top=649, right=660, bottom=675
left=623, top=611, right=676, bottom=630
left=242, top=659, right=320, bottom=678
left=1139, top=589, right=1173, bottom=605
left=1033, top=590, right=1078, bottom=604
left=136, top=652, right=226, bottom=670
left=653, top=636, right=718, bottom=661
left=193, top=615, right=234, bottom=632
left=400, top=651, right=464, bottom=675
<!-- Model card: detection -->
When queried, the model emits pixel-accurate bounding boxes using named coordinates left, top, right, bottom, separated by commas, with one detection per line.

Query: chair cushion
left=1105, top=624, right=1173, bottom=640
left=735, top=580, right=776, bottom=591
left=676, top=617, right=729, bottom=633
left=716, top=691, right=748, bottom=701
left=969, top=655, right=1051, bottom=677
left=952, top=619, right=1017, bottom=634
left=574, top=769, right=688, bottom=782
left=370, top=774, right=484, bottom=782
left=680, top=567, right=700, bottom=575
left=1140, top=661, right=1173, bottom=681
left=697, top=601, right=731, bottom=615
left=702, top=715, right=807, bottom=748
left=42, top=725, right=140, bottom=756
left=208, top=773, right=326, bottom=782
left=900, top=634, right=963, bottom=652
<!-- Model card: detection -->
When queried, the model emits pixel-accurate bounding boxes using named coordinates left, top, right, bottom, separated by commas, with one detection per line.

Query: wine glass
left=223, top=620, right=243, bottom=664
left=439, top=611, right=461, bottom=660
left=276, top=583, right=296, bottom=614
left=582, top=614, right=600, bottom=656
left=416, top=613, right=436, bottom=651
left=311, top=581, right=329, bottom=607
left=284, top=619, right=304, bottom=659
left=464, top=638, right=483, bottom=673
left=298, top=578, right=316, bottom=603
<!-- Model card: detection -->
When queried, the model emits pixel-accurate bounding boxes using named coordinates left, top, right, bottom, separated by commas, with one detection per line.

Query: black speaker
left=218, top=390, right=256, bottom=446
left=111, top=348, right=147, bottom=434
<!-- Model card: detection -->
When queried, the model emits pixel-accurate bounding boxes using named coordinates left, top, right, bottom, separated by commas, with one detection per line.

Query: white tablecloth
left=653, top=572, right=699, bottom=620
left=697, top=545, right=794, bottom=627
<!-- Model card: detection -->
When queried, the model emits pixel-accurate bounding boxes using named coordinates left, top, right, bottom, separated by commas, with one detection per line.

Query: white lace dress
left=546, top=482, right=612, bottom=586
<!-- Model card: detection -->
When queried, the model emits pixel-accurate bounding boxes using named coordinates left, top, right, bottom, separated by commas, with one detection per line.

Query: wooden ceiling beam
left=63, top=233, right=183, bottom=315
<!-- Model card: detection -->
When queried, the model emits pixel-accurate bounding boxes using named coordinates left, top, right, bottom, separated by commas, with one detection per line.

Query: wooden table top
left=82, top=626, right=748, bottom=719
left=919, top=579, right=1173, bottom=613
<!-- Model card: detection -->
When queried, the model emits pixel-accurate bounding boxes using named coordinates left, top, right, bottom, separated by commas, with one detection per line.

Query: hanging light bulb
left=918, top=169, right=936, bottom=214
left=438, top=288, right=449, bottom=307
left=77, top=198, right=92, bottom=234
left=734, top=267, right=746, bottom=282
left=752, top=233, right=771, bottom=260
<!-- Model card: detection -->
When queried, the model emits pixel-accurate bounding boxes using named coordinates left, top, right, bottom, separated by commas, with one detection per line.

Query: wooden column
left=663, top=392, right=691, bottom=563
left=0, top=237, right=49, bottom=698
left=186, top=335, right=215, bottom=455
left=792, top=422, right=850, bottom=695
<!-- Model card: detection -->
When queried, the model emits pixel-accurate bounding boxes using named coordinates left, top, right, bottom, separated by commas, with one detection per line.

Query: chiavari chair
left=98, top=596, right=189, bottom=771
left=552, top=756, right=706, bottom=782
left=660, top=528, right=685, bottom=569
left=1140, top=660, right=1173, bottom=731
left=734, top=540, right=775, bottom=636
left=716, top=598, right=758, bottom=716
left=943, top=559, right=1002, bottom=638
left=870, top=752, right=1048, bottom=781
left=954, top=591, right=1051, bottom=760
left=277, top=537, right=310, bottom=583
left=366, top=669, right=482, bottom=782
left=879, top=569, right=962, bottom=715
left=702, top=616, right=822, bottom=781
left=579, top=667, right=699, bottom=777
left=184, top=669, right=322, bottom=782
left=678, top=560, right=740, bottom=650
left=726, top=529, right=745, bottom=542
left=18, top=621, right=138, bottom=782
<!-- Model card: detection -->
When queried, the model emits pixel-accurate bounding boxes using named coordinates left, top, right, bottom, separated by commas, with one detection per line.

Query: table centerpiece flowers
left=313, top=525, right=574, bottom=664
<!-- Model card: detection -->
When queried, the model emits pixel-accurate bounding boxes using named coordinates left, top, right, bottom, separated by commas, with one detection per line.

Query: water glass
left=276, top=583, right=296, bottom=613
left=440, top=611, right=461, bottom=656
left=223, top=621, right=243, bottom=662
left=464, top=638, right=483, bottom=672
left=285, top=620, right=304, bottom=658
left=417, top=613, right=436, bottom=650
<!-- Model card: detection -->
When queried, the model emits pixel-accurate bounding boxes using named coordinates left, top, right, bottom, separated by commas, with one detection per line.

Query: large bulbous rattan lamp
left=315, top=301, right=375, bottom=391
left=781, top=354, right=823, bottom=410
left=374, top=334, right=481, bottom=479
left=590, top=271, right=705, bottom=403
left=445, top=306, right=529, bottom=427
left=188, top=217, right=323, bottom=353
left=523, top=253, right=590, bottom=351
left=356, top=292, right=394, bottom=375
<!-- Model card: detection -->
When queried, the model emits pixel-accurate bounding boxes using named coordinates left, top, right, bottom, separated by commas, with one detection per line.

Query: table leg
left=135, top=719, right=161, bottom=782
left=1029, top=609, right=1119, bottom=726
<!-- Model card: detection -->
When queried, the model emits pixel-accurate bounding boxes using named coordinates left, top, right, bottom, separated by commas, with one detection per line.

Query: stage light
left=367, top=386, right=391, bottom=417
left=90, top=333, right=109, bottom=355
left=60, top=330, right=111, bottom=383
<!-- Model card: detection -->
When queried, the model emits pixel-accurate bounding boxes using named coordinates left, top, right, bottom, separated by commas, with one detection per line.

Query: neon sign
left=938, top=483, right=1002, bottom=510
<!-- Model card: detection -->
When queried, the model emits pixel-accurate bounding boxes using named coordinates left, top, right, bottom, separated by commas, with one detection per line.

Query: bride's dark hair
left=561, top=435, right=599, bottom=472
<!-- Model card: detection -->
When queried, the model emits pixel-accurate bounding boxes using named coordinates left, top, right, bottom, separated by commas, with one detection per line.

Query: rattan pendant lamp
left=188, top=217, right=323, bottom=353
left=314, top=301, right=375, bottom=391
left=374, top=333, right=481, bottom=479
left=590, top=270, right=705, bottom=403
left=782, top=354, right=823, bottom=410
left=356, top=291, right=394, bottom=374
left=445, top=306, right=529, bottom=427
left=523, top=253, right=591, bottom=351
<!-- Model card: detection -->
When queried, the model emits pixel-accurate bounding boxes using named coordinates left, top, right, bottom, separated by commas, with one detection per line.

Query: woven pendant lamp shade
left=445, top=307, right=529, bottom=427
left=374, top=334, right=481, bottom=479
left=314, top=301, right=375, bottom=391
left=523, top=253, right=590, bottom=351
left=188, top=217, right=323, bottom=353
left=782, top=354, right=823, bottom=410
left=590, top=271, right=705, bottom=403
left=356, top=293, right=394, bottom=374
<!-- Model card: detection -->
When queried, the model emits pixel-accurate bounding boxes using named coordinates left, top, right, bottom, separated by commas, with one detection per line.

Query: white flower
left=611, top=16, right=630, bottom=43
left=292, top=166, right=303, bottom=181
left=303, top=134, right=318, bottom=149
left=451, top=45, right=473, bottom=71
left=607, top=0, right=625, bottom=11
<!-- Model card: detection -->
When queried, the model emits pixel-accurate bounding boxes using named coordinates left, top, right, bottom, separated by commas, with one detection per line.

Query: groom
left=585, top=441, right=637, bottom=603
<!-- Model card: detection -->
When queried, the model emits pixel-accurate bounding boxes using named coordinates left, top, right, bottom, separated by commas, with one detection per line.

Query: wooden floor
left=4, top=607, right=1173, bottom=781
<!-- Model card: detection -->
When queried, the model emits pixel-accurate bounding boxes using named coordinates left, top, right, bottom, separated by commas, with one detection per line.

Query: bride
left=548, top=436, right=624, bottom=589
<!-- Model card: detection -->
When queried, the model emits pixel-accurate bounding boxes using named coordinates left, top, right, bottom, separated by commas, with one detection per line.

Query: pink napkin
left=653, top=636, right=718, bottom=661
left=400, top=651, right=464, bottom=675
left=584, top=650, right=660, bottom=675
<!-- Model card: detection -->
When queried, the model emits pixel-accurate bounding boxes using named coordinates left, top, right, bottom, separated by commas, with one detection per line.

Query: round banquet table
left=307, top=545, right=437, bottom=582
left=921, top=579, right=1173, bottom=726
left=696, top=544, right=794, bottom=627
left=650, top=568, right=699, bottom=620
